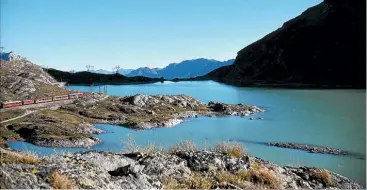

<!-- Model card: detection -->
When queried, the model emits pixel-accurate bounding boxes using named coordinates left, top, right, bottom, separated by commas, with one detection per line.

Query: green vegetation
left=0, top=127, right=22, bottom=141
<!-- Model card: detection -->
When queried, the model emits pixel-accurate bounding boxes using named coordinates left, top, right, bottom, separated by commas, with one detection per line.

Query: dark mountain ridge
left=44, top=68, right=163, bottom=85
left=205, top=0, right=366, bottom=88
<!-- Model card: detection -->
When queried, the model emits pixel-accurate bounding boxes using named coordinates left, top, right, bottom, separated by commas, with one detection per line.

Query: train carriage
left=68, top=93, right=79, bottom=99
left=1, top=101, right=23, bottom=108
left=22, top=99, right=35, bottom=105
left=35, top=97, right=53, bottom=104
left=53, top=95, right=69, bottom=101
left=1, top=92, right=87, bottom=109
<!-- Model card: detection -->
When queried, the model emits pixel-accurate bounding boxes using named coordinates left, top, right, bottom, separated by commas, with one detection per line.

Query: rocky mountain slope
left=126, top=58, right=234, bottom=79
left=0, top=59, right=69, bottom=102
left=206, top=0, right=365, bottom=88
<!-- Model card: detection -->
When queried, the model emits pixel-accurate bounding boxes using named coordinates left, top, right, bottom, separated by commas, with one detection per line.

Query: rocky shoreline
left=268, top=142, right=349, bottom=155
left=71, top=95, right=265, bottom=130
left=0, top=146, right=361, bottom=189
left=1, top=93, right=265, bottom=148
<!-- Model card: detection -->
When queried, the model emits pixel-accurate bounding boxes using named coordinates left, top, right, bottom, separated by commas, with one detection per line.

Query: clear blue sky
left=1, top=0, right=321, bottom=71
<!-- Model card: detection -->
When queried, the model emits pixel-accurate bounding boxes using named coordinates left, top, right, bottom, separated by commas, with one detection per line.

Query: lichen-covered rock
left=0, top=149, right=362, bottom=189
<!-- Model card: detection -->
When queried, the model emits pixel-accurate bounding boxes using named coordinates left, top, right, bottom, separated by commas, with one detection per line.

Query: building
left=0, top=51, right=13, bottom=61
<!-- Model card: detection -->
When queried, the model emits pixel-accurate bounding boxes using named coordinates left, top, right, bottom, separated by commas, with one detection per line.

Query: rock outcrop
left=0, top=58, right=69, bottom=102
left=206, top=0, right=365, bottom=88
left=0, top=149, right=361, bottom=189
left=268, top=142, right=348, bottom=155
left=64, top=94, right=264, bottom=129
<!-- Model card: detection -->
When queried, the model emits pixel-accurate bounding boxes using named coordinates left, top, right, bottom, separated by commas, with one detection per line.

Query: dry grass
left=310, top=169, right=335, bottom=187
left=164, top=168, right=280, bottom=189
left=163, top=172, right=213, bottom=189
left=195, top=104, right=209, bottom=111
left=168, top=140, right=198, bottom=154
left=121, top=134, right=163, bottom=154
left=144, top=142, right=164, bottom=155
left=33, top=83, right=69, bottom=98
left=212, top=142, right=246, bottom=158
left=215, top=168, right=280, bottom=189
left=163, top=177, right=188, bottom=189
left=189, top=172, right=213, bottom=189
left=246, top=168, right=280, bottom=189
left=0, top=151, right=40, bottom=165
left=39, top=109, right=85, bottom=126
left=121, top=133, right=142, bottom=153
left=215, top=170, right=250, bottom=189
left=0, top=109, right=25, bottom=122
left=49, top=171, right=75, bottom=189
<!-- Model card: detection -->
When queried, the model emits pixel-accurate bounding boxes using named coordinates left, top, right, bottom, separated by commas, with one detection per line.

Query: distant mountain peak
left=127, top=58, right=234, bottom=79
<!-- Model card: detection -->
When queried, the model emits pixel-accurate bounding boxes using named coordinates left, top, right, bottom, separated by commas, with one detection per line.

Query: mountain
left=127, top=67, right=161, bottom=78
left=205, top=0, right=366, bottom=88
left=0, top=56, right=69, bottom=102
left=91, top=69, right=133, bottom=75
left=44, top=69, right=163, bottom=85
left=127, top=58, right=234, bottom=79
left=91, top=69, right=112, bottom=75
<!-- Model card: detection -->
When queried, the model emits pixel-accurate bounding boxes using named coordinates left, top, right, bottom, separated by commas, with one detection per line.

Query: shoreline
left=0, top=94, right=265, bottom=148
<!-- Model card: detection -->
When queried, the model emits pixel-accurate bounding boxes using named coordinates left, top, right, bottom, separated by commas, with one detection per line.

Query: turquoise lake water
left=8, top=81, right=366, bottom=186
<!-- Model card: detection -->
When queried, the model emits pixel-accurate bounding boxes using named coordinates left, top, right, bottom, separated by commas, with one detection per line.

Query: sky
left=1, top=0, right=321, bottom=71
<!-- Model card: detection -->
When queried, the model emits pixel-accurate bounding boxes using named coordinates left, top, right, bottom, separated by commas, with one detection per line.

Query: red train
left=1, top=92, right=84, bottom=109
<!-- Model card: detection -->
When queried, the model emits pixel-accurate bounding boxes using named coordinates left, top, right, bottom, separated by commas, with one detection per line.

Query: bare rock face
left=2, top=59, right=57, bottom=84
left=120, top=94, right=203, bottom=109
left=0, top=150, right=361, bottom=189
left=1, top=75, right=37, bottom=98
left=206, top=0, right=365, bottom=88
left=0, top=58, right=68, bottom=102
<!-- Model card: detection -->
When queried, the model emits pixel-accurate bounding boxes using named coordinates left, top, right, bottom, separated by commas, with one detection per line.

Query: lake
left=8, top=81, right=366, bottom=186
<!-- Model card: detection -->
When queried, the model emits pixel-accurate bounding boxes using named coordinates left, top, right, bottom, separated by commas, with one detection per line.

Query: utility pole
left=86, top=65, right=94, bottom=72
left=113, top=65, right=120, bottom=74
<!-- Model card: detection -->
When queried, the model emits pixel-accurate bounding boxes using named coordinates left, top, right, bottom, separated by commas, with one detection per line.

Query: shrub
left=310, top=169, right=335, bottom=187
left=49, top=171, right=75, bottom=189
left=0, top=151, right=40, bottom=165
left=247, top=168, right=280, bottom=189
left=168, top=140, right=198, bottom=153
left=120, top=133, right=142, bottom=153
